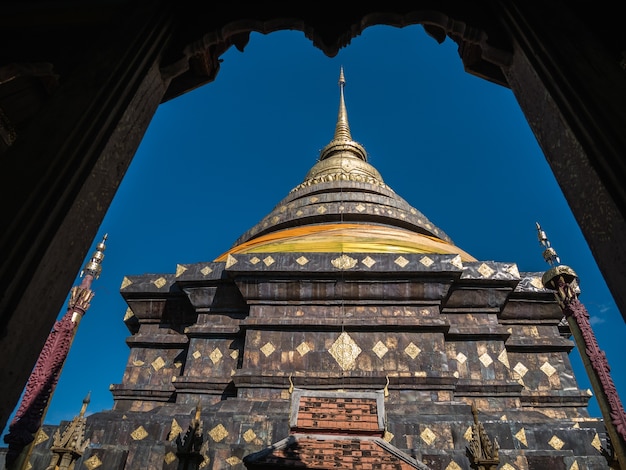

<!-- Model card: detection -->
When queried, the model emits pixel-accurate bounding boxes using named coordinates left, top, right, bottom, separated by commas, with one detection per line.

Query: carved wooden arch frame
left=2, top=4, right=624, bottom=433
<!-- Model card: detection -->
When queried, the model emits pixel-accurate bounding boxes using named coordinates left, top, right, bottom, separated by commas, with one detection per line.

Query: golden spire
left=79, top=391, right=91, bottom=417
left=333, top=67, right=352, bottom=142
left=293, top=68, right=386, bottom=192
left=535, top=222, right=579, bottom=297
left=81, top=233, right=108, bottom=279
left=318, top=67, right=367, bottom=162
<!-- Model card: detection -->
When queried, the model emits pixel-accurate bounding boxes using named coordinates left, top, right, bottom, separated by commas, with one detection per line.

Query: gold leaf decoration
left=331, top=254, right=357, bottom=270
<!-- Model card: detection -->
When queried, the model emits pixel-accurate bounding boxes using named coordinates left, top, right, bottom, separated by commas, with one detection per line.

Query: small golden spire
left=81, top=233, right=108, bottom=279
left=334, top=66, right=352, bottom=142
left=194, top=400, right=202, bottom=422
left=318, top=68, right=367, bottom=162
left=79, top=391, right=91, bottom=417
left=536, top=222, right=560, bottom=266
left=536, top=222, right=579, bottom=299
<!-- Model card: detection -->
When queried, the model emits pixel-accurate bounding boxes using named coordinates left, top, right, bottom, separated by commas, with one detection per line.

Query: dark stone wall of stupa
left=13, top=252, right=614, bottom=469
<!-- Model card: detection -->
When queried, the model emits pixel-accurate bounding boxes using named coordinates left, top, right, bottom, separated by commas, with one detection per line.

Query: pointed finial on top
left=536, top=222, right=580, bottom=297
left=318, top=68, right=368, bottom=162
left=80, top=391, right=91, bottom=417
left=334, top=66, right=351, bottom=142
left=194, top=400, right=202, bottom=422
left=536, top=222, right=560, bottom=266
left=81, top=233, right=108, bottom=279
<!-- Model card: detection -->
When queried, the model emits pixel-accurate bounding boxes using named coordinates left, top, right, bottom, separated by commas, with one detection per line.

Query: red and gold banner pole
left=537, top=223, right=626, bottom=469
left=3, top=235, right=108, bottom=470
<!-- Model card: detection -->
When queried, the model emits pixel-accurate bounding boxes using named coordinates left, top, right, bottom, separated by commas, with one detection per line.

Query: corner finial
left=536, top=222, right=560, bottom=266
left=536, top=222, right=580, bottom=298
left=79, top=391, right=91, bottom=417
left=81, top=233, right=108, bottom=279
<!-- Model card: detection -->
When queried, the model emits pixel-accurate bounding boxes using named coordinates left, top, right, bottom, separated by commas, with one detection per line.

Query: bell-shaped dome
left=215, top=68, right=475, bottom=263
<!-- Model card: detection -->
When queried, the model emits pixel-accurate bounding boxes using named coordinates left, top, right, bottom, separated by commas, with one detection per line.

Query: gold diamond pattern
left=514, top=362, right=529, bottom=377
left=479, top=352, right=493, bottom=367
left=569, top=461, right=580, bottom=470
left=153, top=277, right=167, bottom=288
left=445, top=463, right=462, bottom=470
left=34, top=429, right=48, bottom=445
left=498, top=350, right=510, bottom=368
left=209, top=348, right=223, bottom=365
left=124, top=308, right=135, bottom=321
left=450, top=255, right=463, bottom=269
left=175, top=264, right=187, bottom=277
left=120, top=276, right=132, bottom=289
left=463, top=426, right=473, bottom=441
left=230, top=350, right=239, bottom=359
left=131, top=426, right=148, bottom=440
left=420, top=427, right=437, bottom=445
left=501, top=465, right=517, bottom=470
left=243, top=429, right=257, bottom=443
left=419, top=256, right=434, bottom=267
left=260, top=342, right=276, bottom=357
left=530, top=277, right=544, bottom=289
left=225, top=255, right=237, bottom=268
left=193, top=350, right=201, bottom=359
left=331, top=254, right=357, bottom=269
left=263, top=256, right=275, bottom=266
left=515, top=428, right=528, bottom=446
left=296, top=342, right=311, bottom=356
left=540, top=361, right=557, bottom=377
left=84, top=455, right=103, bottom=470
left=296, top=210, right=304, bottom=216
left=456, top=352, right=467, bottom=364
left=501, top=415, right=508, bottom=421
left=226, top=456, right=242, bottom=466
left=169, top=419, right=183, bottom=441
left=249, top=256, right=260, bottom=265
left=296, top=256, right=309, bottom=265
left=372, top=341, right=389, bottom=358
left=164, top=452, right=177, bottom=464
left=394, top=256, right=409, bottom=267
left=355, top=203, right=366, bottom=212
left=329, top=332, right=362, bottom=370
left=383, top=430, right=394, bottom=442
left=506, top=264, right=520, bottom=277
left=405, top=342, right=421, bottom=359
left=477, top=263, right=495, bottom=278
left=151, top=356, right=165, bottom=371
left=361, top=256, right=376, bottom=268
left=549, top=435, right=565, bottom=450
left=209, top=424, right=229, bottom=442
left=200, top=265, right=213, bottom=276
left=591, top=433, right=602, bottom=451
left=132, top=360, right=143, bottom=369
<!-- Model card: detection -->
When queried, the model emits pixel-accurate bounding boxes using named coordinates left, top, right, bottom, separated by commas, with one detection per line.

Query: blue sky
left=5, top=24, right=626, bottom=436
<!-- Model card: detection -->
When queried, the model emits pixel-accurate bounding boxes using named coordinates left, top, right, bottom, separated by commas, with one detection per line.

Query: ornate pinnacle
left=81, top=233, right=108, bottom=279
left=536, top=222, right=579, bottom=302
left=318, top=68, right=367, bottom=162
left=534, top=222, right=626, bottom=466
left=176, top=401, right=206, bottom=469
left=467, top=402, right=499, bottom=470
left=536, top=222, right=560, bottom=266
